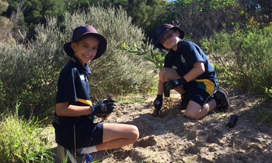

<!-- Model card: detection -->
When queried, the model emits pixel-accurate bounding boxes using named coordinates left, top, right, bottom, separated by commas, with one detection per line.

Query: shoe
left=178, top=99, right=189, bottom=110
left=84, top=155, right=94, bottom=163
left=214, top=87, right=229, bottom=111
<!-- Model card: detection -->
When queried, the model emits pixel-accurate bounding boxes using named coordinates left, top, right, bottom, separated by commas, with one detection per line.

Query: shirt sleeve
left=185, top=42, right=204, bottom=66
left=56, top=68, right=77, bottom=103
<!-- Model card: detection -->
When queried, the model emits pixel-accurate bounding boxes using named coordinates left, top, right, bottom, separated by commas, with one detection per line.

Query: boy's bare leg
left=95, top=123, right=139, bottom=151
left=184, top=99, right=217, bottom=120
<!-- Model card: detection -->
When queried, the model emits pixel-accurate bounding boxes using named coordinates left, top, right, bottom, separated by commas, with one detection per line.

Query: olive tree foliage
left=238, top=0, right=272, bottom=25
left=169, top=0, right=272, bottom=41
left=0, top=16, right=65, bottom=117
left=63, top=0, right=168, bottom=39
left=4, top=0, right=66, bottom=39
left=169, top=0, right=243, bottom=40
left=0, top=0, right=13, bottom=42
left=0, top=6, right=154, bottom=116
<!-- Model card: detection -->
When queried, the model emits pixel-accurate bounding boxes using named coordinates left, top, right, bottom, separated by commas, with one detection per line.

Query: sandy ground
left=52, top=89, right=272, bottom=163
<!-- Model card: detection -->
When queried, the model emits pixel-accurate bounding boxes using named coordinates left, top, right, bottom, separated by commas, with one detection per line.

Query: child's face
left=71, top=35, right=99, bottom=65
left=160, top=30, right=180, bottom=50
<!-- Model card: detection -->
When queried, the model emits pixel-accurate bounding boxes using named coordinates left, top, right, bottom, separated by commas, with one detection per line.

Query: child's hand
left=165, top=77, right=187, bottom=90
left=92, top=98, right=116, bottom=115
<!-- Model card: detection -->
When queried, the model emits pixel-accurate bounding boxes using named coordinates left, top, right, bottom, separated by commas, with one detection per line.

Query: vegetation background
left=0, top=0, right=271, bottom=162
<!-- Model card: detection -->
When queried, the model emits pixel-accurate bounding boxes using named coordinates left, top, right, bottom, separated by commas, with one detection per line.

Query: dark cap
left=63, top=25, right=107, bottom=60
left=152, top=24, right=184, bottom=49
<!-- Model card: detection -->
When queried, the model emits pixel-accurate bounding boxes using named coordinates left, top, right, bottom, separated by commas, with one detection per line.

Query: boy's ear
left=176, top=30, right=180, bottom=37
left=71, top=42, right=76, bottom=51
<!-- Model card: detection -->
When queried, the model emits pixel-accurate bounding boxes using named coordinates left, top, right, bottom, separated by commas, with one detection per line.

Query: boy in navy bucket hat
left=152, top=22, right=229, bottom=119
left=63, top=25, right=107, bottom=60
left=53, top=25, right=139, bottom=162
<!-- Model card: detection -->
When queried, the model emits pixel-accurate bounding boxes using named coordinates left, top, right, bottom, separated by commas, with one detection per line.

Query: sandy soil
left=53, top=89, right=272, bottom=163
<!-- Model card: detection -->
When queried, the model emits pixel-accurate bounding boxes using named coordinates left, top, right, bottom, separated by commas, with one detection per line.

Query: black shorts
left=77, top=121, right=103, bottom=148
left=53, top=115, right=103, bottom=149
left=183, top=79, right=215, bottom=107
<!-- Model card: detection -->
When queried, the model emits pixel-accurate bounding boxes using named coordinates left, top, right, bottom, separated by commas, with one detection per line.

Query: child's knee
left=159, top=70, right=166, bottom=82
left=184, top=110, right=201, bottom=120
left=160, top=68, right=180, bottom=81
left=130, top=125, right=139, bottom=142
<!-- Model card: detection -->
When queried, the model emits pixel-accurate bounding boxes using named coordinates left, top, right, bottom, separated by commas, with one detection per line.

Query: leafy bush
left=0, top=6, right=155, bottom=116
left=122, top=42, right=165, bottom=71
left=201, top=25, right=272, bottom=97
left=0, top=17, right=65, bottom=116
left=0, top=104, right=54, bottom=162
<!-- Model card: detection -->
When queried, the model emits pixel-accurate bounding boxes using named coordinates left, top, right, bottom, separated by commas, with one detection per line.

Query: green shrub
left=122, top=42, right=165, bottom=71
left=0, top=105, right=54, bottom=162
left=0, top=17, right=65, bottom=116
left=201, top=25, right=272, bottom=97
left=200, top=29, right=234, bottom=87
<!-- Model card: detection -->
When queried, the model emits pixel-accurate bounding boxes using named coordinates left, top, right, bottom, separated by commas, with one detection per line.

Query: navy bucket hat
left=64, top=25, right=107, bottom=60
left=152, top=24, right=185, bottom=49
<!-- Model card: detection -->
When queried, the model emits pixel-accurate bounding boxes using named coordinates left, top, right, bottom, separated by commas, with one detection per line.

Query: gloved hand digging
left=165, top=77, right=187, bottom=90
left=92, top=97, right=116, bottom=118
left=153, top=95, right=163, bottom=117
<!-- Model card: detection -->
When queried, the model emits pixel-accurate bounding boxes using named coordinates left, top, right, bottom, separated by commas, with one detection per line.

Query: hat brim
left=64, top=33, right=107, bottom=60
left=153, top=27, right=184, bottom=50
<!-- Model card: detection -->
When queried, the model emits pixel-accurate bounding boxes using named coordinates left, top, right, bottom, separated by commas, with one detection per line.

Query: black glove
left=92, top=98, right=116, bottom=116
left=165, top=77, right=187, bottom=90
left=153, top=95, right=163, bottom=111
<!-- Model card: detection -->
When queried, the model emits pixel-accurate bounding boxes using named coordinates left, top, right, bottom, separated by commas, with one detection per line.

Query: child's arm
left=56, top=102, right=92, bottom=117
left=56, top=99, right=116, bottom=117
left=183, top=61, right=205, bottom=82
left=165, top=62, right=205, bottom=90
